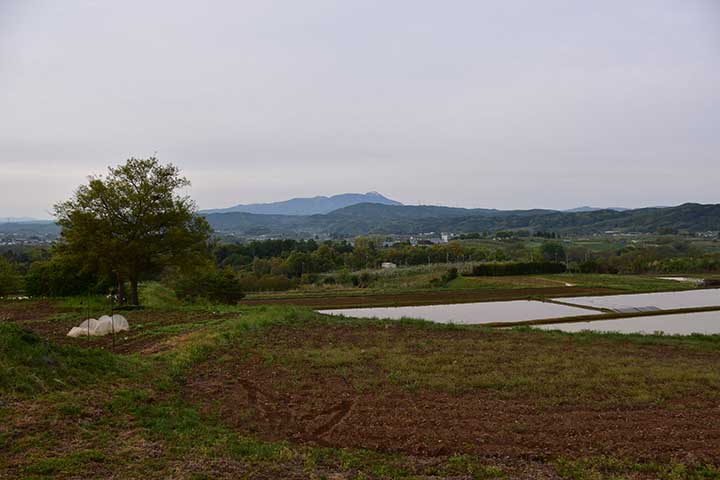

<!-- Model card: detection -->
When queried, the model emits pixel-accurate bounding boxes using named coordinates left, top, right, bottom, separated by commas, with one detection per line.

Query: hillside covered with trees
left=203, top=202, right=720, bottom=237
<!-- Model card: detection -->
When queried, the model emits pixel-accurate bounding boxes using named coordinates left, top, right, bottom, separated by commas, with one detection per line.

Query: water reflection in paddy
left=535, top=310, right=720, bottom=335
left=553, top=289, right=720, bottom=311
left=319, top=300, right=596, bottom=325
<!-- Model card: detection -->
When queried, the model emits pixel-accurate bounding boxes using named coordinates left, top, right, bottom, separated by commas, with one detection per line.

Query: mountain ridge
left=4, top=202, right=719, bottom=240
left=203, top=202, right=720, bottom=237
left=563, top=206, right=630, bottom=213
left=201, top=191, right=402, bottom=216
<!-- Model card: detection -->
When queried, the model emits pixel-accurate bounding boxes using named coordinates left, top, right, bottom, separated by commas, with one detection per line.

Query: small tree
left=54, top=157, right=211, bottom=305
left=174, top=267, right=245, bottom=304
left=539, top=241, right=566, bottom=263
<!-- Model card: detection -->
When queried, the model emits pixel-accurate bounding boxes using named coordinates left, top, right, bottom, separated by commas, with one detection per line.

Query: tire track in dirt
left=310, top=399, right=354, bottom=438
left=184, top=325, right=720, bottom=462
left=236, top=378, right=354, bottom=444
left=237, top=379, right=292, bottom=427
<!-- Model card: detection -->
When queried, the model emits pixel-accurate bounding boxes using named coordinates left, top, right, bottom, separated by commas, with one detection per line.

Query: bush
left=237, top=274, right=297, bottom=292
left=174, top=268, right=245, bottom=304
left=444, top=267, right=459, bottom=282
left=139, top=282, right=182, bottom=308
left=350, top=271, right=374, bottom=288
left=578, top=259, right=618, bottom=274
left=430, top=267, right=459, bottom=287
left=24, top=258, right=110, bottom=297
left=0, top=257, right=21, bottom=296
left=466, top=261, right=566, bottom=276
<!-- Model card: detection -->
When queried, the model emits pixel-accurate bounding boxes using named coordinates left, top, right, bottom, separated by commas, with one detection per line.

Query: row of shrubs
left=466, top=261, right=567, bottom=276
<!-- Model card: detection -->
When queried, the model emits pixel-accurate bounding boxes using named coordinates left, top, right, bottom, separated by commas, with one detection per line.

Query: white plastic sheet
left=67, top=314, right=129, bottom=337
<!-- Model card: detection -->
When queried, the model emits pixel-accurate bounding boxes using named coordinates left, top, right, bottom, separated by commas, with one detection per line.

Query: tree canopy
left=54, top=157, right=211, bottom=305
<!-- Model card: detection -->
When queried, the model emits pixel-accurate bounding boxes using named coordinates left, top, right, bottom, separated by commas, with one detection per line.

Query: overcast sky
left=1, top=0, right=719, bottom=218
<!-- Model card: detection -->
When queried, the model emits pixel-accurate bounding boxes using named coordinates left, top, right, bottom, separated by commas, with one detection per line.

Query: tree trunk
left=117, top=276, right=127, bottom=305
left=129, top=278, right=139, bottom=306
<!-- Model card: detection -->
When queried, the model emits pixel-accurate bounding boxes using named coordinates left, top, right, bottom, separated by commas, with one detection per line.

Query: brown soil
left=241, top=286, right=622, bottom=309
left=0, top=300, right=65, bottom=322
left=184, top=324, right=720, bottom=465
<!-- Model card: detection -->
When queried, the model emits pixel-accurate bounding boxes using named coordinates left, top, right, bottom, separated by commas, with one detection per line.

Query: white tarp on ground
left=67, top=314, right=130, bottom=337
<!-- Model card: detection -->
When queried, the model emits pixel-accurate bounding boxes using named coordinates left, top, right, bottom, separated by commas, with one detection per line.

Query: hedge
left=466, top=261, right=566, bottom=276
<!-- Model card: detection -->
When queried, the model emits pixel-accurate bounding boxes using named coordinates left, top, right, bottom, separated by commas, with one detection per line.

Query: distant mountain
left=0, top=220, right=59, bottom=236
left=202, top=192, right=402, bottom=216
left=5, top=202, right=719, bottom=241
left=0, top=217, right=50, bottom=223
left=563, top=206, right=630, bottom=213
left=204, top=202, right=720, bottom=237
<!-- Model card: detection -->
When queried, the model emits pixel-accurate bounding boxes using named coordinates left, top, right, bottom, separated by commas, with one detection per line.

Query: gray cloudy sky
left=1, top=0, right=719, bottom=218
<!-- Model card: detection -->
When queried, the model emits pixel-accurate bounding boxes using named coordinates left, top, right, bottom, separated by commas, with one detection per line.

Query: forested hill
left=4, top=202, right=719, bottom=240
left=203, top=202, right=720, bottom=237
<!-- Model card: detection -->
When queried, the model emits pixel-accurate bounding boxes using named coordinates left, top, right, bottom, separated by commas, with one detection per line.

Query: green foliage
left=444, top=267, right=459, bottom=282
left=576, top=258, right=618, bottom=274
left=24, top=256, right=110, bottom=297
left=205, top=202, right=720, bottom=236
left=430, top=267, right=459, bottom=287
left=174, top=268, right=245, bottom=304
left=53, top=157, right=211, bottom=305
left=468, top=261, right=567, bottom=276
left=540, top=241, right=566, bottom=262
left=0, top=256, right=21, bottom=296
left=351, top=271, right=375, bottom=288
left=237, top=274, right=297, bottom=292
left=139, top=281, right=183, bottom=308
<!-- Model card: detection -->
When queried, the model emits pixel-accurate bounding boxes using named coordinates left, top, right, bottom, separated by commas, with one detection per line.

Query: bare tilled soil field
left=185, top=322, right=720, bottom=464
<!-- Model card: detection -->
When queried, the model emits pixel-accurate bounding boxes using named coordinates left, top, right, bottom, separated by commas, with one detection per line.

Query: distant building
left=381, top=262, right=397, bottom=269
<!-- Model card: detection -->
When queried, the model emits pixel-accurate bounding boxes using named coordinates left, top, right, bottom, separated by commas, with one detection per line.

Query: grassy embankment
left=2, top=298, right=720, bottom=479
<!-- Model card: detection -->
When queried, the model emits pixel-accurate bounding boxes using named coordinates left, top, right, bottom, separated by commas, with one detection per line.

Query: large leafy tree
left=54, top=157, right=211, bottom=305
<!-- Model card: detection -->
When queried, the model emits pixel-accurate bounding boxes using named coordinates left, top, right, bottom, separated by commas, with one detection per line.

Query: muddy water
left=552, top=288, right=720, bottom=311
left=535, top=310, right=720, bottom=335
left=319, top=300, right=597, bottom=325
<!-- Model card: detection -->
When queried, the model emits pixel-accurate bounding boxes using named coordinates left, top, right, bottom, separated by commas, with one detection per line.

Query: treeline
left=576, top=250, right=720, bottom=275
left=468, top=261, right=566, bottom=276
left=456, top=230, right=560, bottom=240
left=2, top=235, right=720, bottom=299
left=214, top=238, right=515, bottom=278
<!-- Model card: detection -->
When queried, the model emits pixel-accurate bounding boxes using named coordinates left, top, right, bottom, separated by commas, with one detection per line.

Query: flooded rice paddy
left=320, top=289, right=720, bottom=335
left=536, top=310, right=720, bottom=335
left=319, top=300, right=596, bottom=325
left=553, top=289, right=720, bottom=311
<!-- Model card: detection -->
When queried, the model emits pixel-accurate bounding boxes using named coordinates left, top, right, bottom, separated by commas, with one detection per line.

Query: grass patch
left=23, top=449, right=107, bottom=477
left=555, top=456, right=720, bottom=480
left=560, top=274, right=698, bottom=292
left=0, top=323, right=138, bottom=398
left=258, top=316, right=720, bottom=406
